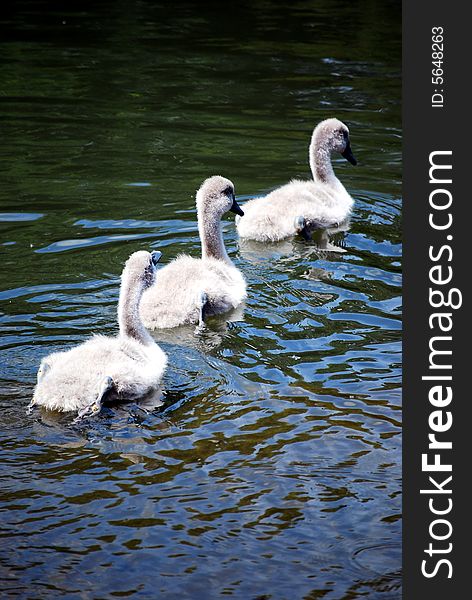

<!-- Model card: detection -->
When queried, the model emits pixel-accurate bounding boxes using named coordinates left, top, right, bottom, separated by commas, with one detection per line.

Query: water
left=0, top=1, right=401, bottom=598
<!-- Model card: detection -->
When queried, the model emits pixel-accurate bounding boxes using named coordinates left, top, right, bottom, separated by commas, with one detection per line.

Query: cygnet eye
left=222, top=186, right=233, bottom=197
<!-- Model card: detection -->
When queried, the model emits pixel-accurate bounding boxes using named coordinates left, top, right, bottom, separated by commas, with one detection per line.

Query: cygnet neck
left=118, top=273, right=154, bottom=346
left=198, top=208, right=231, bottom=263
left=309, top=129, right=338, bottom=185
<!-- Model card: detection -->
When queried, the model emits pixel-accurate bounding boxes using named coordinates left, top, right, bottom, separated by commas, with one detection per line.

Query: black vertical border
left=403, top=1, right=467, bottom=597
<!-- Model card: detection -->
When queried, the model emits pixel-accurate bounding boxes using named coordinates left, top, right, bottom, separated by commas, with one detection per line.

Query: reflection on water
left=0, top=1, right=401, bottom=598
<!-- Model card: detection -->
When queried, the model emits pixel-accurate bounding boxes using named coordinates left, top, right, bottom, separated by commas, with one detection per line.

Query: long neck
left=118, top=277, right=154, bottom=346
left=198, top=211, right=230, bottom=262
left=309, top=132, right=336, bottom=185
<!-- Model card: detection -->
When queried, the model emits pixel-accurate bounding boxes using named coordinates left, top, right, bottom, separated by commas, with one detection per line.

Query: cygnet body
left=30, top=250, right=167, bottom=416
left=140, top=176, right=246, bottom=329
left=236, top=118, right=357, bottom=242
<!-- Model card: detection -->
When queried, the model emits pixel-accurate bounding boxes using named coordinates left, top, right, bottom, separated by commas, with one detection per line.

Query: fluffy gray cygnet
left=30, top=250, right=168, bottom=418
left=140, top=175, right=247, bottom=329
left=236, top=118, right=357, bottom=242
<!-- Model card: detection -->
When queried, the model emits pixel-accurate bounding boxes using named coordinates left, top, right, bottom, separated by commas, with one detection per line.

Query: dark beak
left=230, top=195, right=244, bottom=217
left=341, top=141, right=357, bottom=166
left=151, top=250, right=162, bottom=266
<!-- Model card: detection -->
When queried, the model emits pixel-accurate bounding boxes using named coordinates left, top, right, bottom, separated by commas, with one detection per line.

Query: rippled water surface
left=0, top=1, right=401, bottom=598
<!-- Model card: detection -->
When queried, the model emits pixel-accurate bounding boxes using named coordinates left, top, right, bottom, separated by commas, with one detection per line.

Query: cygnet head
left=196, top=175, right=244, bottom=219
left=313, top=118, right=357, bottom=165
left=121, top=250, right=162, bottom=290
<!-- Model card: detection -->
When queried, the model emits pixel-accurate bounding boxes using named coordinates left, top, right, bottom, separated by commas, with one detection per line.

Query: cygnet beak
left=151, top=250, right=162, bottom=266
left=230, top=195, right=244, bottom=217
left=341, top=141, right=357, bottom=166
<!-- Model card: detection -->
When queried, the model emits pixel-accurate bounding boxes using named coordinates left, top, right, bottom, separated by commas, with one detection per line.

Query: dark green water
left=0, top=1, right=401, bottom=598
